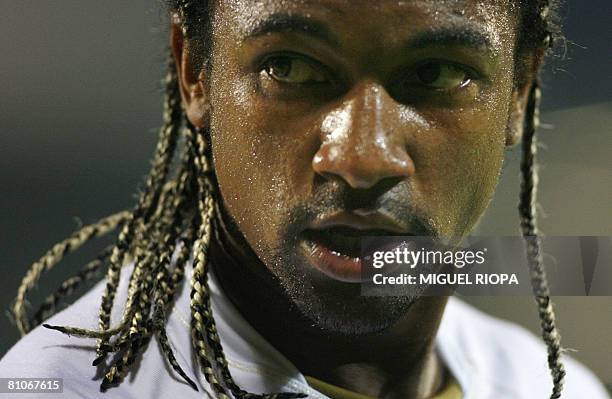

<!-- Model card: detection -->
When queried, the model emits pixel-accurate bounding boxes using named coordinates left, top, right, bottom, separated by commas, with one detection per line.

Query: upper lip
left=305, top=210, right=411, bottom=235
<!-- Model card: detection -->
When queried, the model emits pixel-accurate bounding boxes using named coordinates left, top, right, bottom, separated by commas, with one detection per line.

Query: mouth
left=300, top=213, right=411, bottom=283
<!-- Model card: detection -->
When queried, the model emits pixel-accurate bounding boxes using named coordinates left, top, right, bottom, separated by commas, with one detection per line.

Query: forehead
left=215, top=0, right=519, bottom=53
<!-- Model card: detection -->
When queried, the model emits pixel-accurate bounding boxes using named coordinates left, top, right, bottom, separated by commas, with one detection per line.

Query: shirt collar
left=174, top=263, right=472, bottom=397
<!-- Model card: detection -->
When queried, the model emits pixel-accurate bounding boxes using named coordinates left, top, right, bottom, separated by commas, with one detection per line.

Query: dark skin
left=172, top=0, right=542, bottom=397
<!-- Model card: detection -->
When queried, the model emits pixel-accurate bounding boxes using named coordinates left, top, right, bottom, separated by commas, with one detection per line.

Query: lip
left=300, top=211, right=413, bottom=283
left=301, top=239, right=364, bottom=282
left=307, top=209, right=409, bottom=233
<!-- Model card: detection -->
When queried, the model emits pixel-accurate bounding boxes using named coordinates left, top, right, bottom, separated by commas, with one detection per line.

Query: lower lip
left=301, top=239, right=365, bottom=283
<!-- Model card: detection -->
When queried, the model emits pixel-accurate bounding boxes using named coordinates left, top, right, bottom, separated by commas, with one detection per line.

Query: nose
left=312, top=82, right=415, bottom=189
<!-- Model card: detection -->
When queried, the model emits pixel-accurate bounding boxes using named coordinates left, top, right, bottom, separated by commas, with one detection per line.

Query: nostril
left=312, top=143, right=414, bottom=189
left=312, top=146, right=342, bottom=168
left=312, top=146, right=328, bottom=170
left=387, top=149, right=416, bottom=176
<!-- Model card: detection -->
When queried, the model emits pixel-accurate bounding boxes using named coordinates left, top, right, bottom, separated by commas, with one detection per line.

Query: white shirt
left=1, top=261, right=609, bottom=399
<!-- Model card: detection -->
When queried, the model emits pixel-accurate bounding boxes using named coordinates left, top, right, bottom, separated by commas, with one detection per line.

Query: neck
left=209, top=214, right=449, bottom=398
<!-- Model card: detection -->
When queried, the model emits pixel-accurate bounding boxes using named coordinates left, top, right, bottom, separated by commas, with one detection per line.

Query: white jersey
left=0, top=262, right=609, bottom=399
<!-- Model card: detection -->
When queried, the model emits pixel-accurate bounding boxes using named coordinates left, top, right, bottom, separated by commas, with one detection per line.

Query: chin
left=275, top=259, right=418, bottom=336
left=299, top=293, right=417, bottom=337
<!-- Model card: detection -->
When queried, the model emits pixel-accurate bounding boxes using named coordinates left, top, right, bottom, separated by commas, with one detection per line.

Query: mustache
left=283, top=179, right=437, bottom=240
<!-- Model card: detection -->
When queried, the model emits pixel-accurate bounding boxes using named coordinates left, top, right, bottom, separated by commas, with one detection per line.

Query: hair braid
left=42, top=238, right=159, bottom=341
left=150, top=146, right=201, bottom=392
left=95, top=53, right=182, bottom=364
left=185, top=123, right=306, bottom=399
left=58, top=172, right=195, bottom=389
left=515, top=2, right=566, bottom=398
left=39, top=55, right=200, bottom=392
left=112, top=178, right=184, bottom=340
left=519, top=81, right=566, bottom=399
left=102, top=154, right=198, bottom=388
left=185, top=122, right=233, bottom=398
left=104, top=165, right=198, bottom=389
left=30, top=246, right=113, bottom=328
left=13, top=211, right=131, bottom=335
left=153, top=220, right=199, bottom=391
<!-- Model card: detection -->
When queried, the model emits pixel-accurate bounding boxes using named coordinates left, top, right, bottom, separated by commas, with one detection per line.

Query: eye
left=414, top=62, right=472, bottom=90
left=261, top=56, right=328, bottom=84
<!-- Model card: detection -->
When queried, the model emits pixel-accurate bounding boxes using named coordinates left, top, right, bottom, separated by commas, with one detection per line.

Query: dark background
left=1, top=0, right=611, bottom=391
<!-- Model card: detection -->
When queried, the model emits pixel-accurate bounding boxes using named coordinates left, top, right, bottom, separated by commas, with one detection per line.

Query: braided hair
left=518, top=2, right=566, bottom=398
left=12, top=1, right=565, bottom=398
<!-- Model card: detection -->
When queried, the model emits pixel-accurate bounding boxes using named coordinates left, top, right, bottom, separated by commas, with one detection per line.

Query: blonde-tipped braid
left=102, top=164, right=197, bottom=389
left=13, top=211, right=131, bottom=336
left=31, top=246, right=112, bottom=328
left=38, top=179, right=184, bottom=339
left=186, top=118, right=232, bottom=397
left=519, top=82, right=565, bottom=399
left=94, top=53, right=183, bottom=365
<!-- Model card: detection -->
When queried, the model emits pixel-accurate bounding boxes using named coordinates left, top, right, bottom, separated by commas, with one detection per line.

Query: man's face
left=184, top=0, right=530, bottom=334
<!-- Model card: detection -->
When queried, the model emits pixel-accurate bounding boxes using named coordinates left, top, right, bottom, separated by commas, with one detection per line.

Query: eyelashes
left=260, top=55, right=329, bottom=84
left=410, top=61, right=474, bottom=90
left=255, top=52, right=484, bottom=102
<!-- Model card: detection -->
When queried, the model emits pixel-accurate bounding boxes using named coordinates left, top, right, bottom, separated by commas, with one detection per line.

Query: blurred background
left=1, top=0, right=610, bottom=393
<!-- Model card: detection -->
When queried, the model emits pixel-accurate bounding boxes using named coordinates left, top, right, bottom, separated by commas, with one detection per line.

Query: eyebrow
left=241, top=13, right=340, bottom=48
left=409, top=26, right=498, bottom=54
left=241, top=13, right=498, bottom=56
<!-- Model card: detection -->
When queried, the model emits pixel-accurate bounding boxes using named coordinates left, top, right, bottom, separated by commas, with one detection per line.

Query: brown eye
left=263, top=56, right=327, bottom=84
left=415, top=62, right=471, bottom=89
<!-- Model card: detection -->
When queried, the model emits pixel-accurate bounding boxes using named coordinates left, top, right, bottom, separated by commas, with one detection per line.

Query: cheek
left=209, top=71, right=317, bottom=256
left=412, top=103, right=509, bottom=237
left=210, top=117, right=280, bottom=255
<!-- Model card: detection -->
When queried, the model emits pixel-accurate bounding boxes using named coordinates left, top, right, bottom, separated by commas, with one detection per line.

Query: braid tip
left=100, top=377, right=117, bottom=392
left=92, top=355, right=106, bottom=366
left=258, top=393, right=308, bottom=399
left=42, top=324, right=70, bottom=335
left=277, top=393, right=308, bottom=399
left=186, top=378, right=199, bottom=392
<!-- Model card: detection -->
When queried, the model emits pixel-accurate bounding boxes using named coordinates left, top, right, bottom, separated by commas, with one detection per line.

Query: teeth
left=306, top=227, right=396, bottom=258
left=315, top=228, right=370, bottom=257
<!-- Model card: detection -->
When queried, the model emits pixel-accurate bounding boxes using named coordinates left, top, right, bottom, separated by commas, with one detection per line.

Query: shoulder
left=0, top=283, right=129, bottom=398
left=0, top=262, right=206, bottom=399
left=0, top=268, right=141, bottom=399
left=438, top=297, right=610, bottom=399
